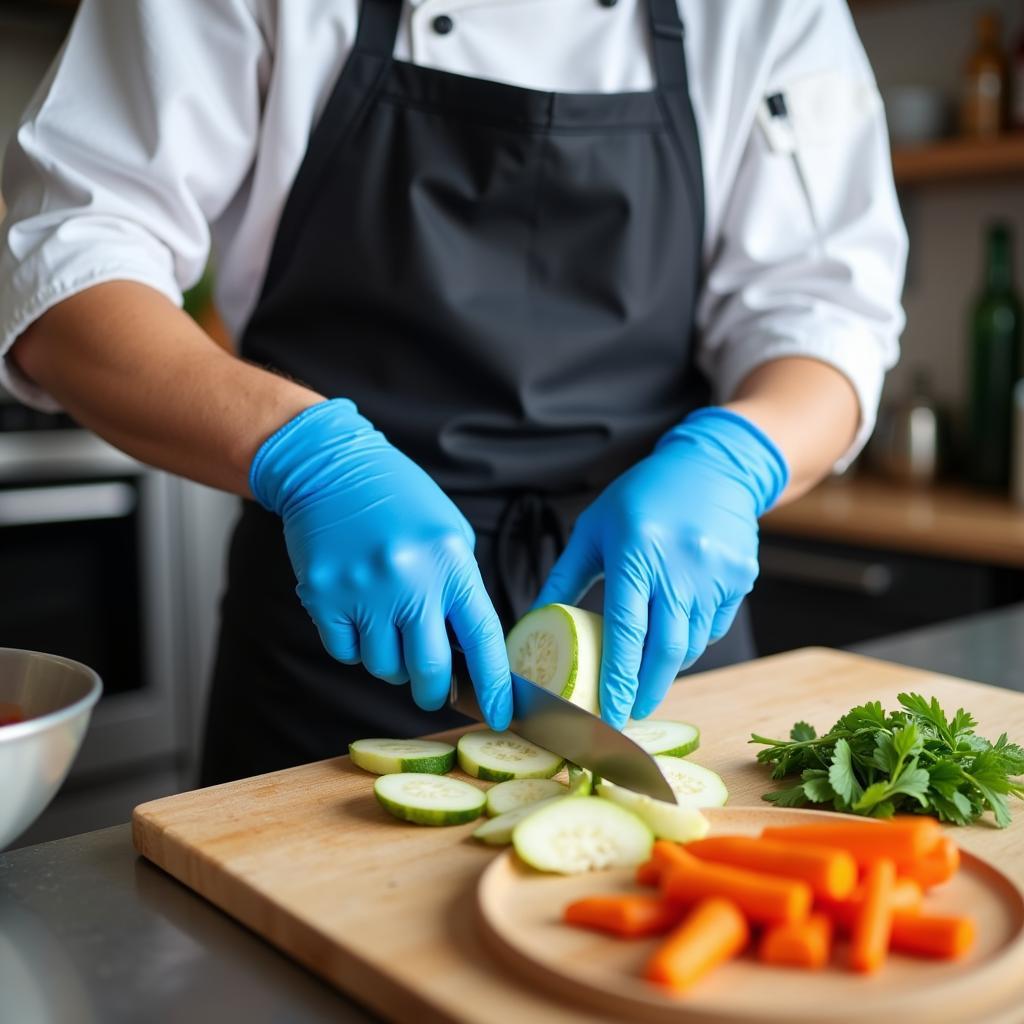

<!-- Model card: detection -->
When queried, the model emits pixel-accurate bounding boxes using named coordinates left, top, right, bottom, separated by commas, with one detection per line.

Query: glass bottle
left=961, top=12, right=1008, bottom=137
left=968, top=224, right=1023, bottom=488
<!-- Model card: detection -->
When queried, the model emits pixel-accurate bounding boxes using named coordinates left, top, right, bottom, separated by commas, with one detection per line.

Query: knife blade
left=448, top=647, right=676, bottom=804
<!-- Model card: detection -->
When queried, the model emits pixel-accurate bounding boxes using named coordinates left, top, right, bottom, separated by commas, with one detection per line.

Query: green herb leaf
left=828, top=738, right=863, bottom=807
left=762, top=784, right=809, bottom=808
left=750, top=692, right=1024, bottom=828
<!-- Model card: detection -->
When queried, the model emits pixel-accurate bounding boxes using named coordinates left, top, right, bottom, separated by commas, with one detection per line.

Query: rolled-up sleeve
left=0, top=0, right=266, bottom=409
left=696, top=0, right=907, bottom=470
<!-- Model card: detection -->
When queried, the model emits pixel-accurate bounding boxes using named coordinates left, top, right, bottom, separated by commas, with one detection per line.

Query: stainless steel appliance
left=0, top=394, right=190, bottom=843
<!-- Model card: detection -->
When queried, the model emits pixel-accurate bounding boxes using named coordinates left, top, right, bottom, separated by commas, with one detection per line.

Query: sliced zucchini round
left=457, top=729, right=564, bottom=782
left=623, top=720, right=700, bottom=758
left=473, top=795, right=564, bottom=846
left=595, top=781, right=710, bottom=842
left=349, top=738, right=455, bottom=776
left=566, top=763, right=593, bottom=797
left=506, top=604, right=602, bottom=715
left=374, top=773, right=484, bottom=826
left=485, top=778, right=567, bottom=817
left=512, top=796, right=653, bottom=874
left=655, top=755, right=729, bottom=808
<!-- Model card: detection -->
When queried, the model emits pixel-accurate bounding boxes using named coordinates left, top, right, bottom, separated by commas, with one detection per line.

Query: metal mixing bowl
left=0, top=648, right=102, bottom=850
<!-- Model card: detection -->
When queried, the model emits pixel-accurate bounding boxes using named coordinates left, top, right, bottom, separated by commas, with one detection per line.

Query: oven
left=0, top=409, right=185, bottom=782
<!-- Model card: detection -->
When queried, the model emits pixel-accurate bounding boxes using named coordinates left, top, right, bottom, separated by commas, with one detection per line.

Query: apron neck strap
left=647, top=0, right=688, bottom=89
left=353, top=0, right=402, bottom=58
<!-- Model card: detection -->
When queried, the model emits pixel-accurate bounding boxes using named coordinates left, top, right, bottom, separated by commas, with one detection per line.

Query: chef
left=0, top=0, right=905, bottom=785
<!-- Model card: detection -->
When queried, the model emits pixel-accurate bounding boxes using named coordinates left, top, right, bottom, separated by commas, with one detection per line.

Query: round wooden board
left=476, top=807, right=1024, bottom=1024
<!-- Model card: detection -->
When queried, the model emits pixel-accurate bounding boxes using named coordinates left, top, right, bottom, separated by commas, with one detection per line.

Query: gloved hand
left=535, top=407, right=788, bottom=729
left=250, top=399, right=512, bottom=730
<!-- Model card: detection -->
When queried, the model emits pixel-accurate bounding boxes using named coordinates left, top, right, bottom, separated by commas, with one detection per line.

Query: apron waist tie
left=494, top=492, right=567, bottom=623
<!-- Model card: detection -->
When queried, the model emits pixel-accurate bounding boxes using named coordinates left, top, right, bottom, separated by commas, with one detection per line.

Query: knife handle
left=448, top=645, right=484, bottom=722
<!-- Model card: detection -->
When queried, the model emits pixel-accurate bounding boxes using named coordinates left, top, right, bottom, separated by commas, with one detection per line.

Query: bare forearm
left=725, top=357, right=859, bottom=505
left=9, top=281, right=322, bottom=495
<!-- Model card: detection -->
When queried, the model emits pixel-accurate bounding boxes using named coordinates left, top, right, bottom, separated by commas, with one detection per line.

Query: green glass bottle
left=967, top=223, right=1023, bottom=488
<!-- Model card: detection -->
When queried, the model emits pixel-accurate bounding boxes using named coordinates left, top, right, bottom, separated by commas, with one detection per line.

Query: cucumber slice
left=349, top=738, right=455, bottom=775
left=374, top=773, right=484, bottom=826
left=473, top=795, right=564, bottom=846
left=596, top=781, right=710, bottom=842
left=485, top=778, right=567, bottom=817
left=655, top=755, right=729, bottom=808
left=623, top=720, right=700, bottom=758
left=567, top=763, right=593, bottom=797
left=457, top=730, right=564, bottom=782
left=506, top=604, right=602, bottom=716
left=513, top=796, right=653, bottom=874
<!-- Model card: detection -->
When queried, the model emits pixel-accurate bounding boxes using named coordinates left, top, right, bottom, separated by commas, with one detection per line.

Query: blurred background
left=0, top=0, right=1022, bottom=846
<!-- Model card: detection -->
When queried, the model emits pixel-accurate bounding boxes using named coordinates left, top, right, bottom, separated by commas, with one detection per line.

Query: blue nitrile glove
left=535, top=407, right=788, bottom=729
left=250, top=399, right=513, bottom=730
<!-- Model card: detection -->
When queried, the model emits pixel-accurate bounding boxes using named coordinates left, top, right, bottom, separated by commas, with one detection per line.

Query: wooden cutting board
left=132, top=648, right=1024, bottom=1023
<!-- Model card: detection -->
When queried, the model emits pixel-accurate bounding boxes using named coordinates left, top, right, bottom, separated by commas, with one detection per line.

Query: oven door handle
left=758, top=547, right=894, bottom=597
left=0, top=482, right=137, bottom=526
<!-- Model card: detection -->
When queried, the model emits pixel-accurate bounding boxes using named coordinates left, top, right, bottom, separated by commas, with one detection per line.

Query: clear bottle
left=961, top=12, right=1008, bottom=137
left=967, top=224, right=1023, bottom=488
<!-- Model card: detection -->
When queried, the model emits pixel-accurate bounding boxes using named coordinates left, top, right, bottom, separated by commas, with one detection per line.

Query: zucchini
left=506, top=604, right=602, bottom=715
left=457, top=729, right=564, bottom=781
left=656, top=755, right=729, bottom=808
left=485, top=778, right=567, bottom=817
left=349, top=738, right=455, bottom=776
left=473, top=795, right=564, bottom=846
left=512, top=796, right=653, bottom=874
left=623, top=720, right=700, bottom=758
left=566, top=763, right=593, bottom=796
left=595, top=781, right=710, bottom=842
left=374, top=773, right=484, bottom=826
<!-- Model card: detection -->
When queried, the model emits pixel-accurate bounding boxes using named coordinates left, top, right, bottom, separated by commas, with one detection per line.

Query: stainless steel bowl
left=0, top=648, right=102, bottom=850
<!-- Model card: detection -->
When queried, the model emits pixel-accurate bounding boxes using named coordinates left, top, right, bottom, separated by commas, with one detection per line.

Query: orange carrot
left=890, top=913, right=975, bottom=960
left=661, top=846, right=812, bottom=925
left=899, top=835, right=960, bottom=889
left=636, top=859, right=662, bottom=887
left=818, top=876, right=923, bottom=933
left=761, top=818, right=941, bottom=869
left=564, top=894, right=682, bottom=938
left=764, top=819, right=941, bottom=869
left=685, top=835, right=857, bottom=900
left=758, top=913, right=833, bottom=970
left=850, top=858, right=896, bottom=973
left=636, top=839, right=694, bottom=887
left=645, top=898, right=749, bottom=992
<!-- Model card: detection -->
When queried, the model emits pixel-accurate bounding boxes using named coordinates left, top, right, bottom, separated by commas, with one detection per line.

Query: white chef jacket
left=0, top=0, right=906, bottom=468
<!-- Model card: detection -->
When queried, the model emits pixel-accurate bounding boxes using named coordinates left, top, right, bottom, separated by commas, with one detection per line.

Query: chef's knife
left=448, top=647, right=677, bottom=804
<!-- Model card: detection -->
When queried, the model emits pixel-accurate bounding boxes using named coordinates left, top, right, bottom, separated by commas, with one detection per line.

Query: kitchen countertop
left=762, top=475, right=1024, bottom=567
left=2, top=603, right=1023, bottom=1024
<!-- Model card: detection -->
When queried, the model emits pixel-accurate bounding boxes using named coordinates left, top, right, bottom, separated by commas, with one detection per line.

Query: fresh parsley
left=750, top=693, right=1024, bottom=828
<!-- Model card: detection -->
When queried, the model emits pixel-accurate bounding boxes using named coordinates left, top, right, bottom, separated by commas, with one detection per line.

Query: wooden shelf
left=762, top=475, right=1024, bottom=567
left=892, top=134, right=1024, bottom=185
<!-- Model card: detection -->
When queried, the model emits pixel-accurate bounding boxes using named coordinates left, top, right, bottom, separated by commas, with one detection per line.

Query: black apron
left=199, top=0, right=754, bottom=786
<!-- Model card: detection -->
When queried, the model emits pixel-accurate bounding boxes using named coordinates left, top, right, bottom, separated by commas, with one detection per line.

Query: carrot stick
left=899, top=835, right=960, bottom=889
left=850, top=858, right=896, bottom=973
left=890, top=913, right=976, bottom=960
left=645, top=898, right=749, bottom=992
left=758, top=913, right=833, bottom=970
left=636, top=859, right=661, bottom=887
left=661, top=846, right=812, bottom=925
left=636, top=839, right=693, bottom=887
left=685, top=835, right=857, bottom=900
left=818, top=877, right=923, bottom=933
left=564, top=894, right=682, bottom=938
left=762, top=819, right=941, bottom=869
